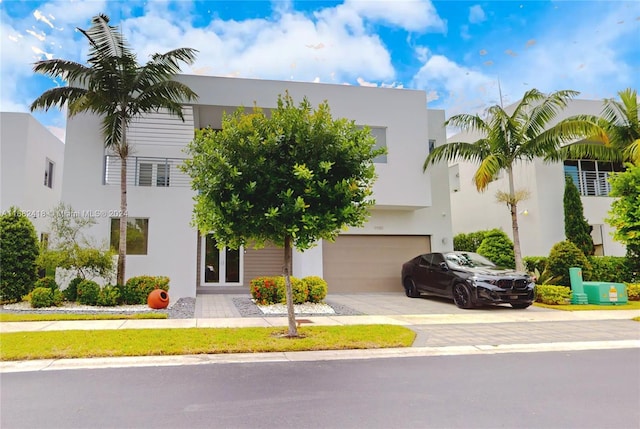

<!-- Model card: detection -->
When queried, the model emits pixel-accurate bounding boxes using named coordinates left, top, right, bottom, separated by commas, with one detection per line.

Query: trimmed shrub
left=275, top=276, right=308, bottom=304
left=34, top=276, right=59, bottom=292
left=542, top=241, right=592, bottom=287
left=63, top=277, right=83, bottom=302
left=97, top=285, right=121, bottom=307
left=122, top=275, right=170, bottom=305
left=453, top=230, right=489, bottom=252
left=535, top=285, right=572, bottom=305
left=304, top=276, right=328, bottom=303
left=626, top=283, right=640, bottom=301
left=250, top=276, right=279, bottom=305
left=77, top=279, right=100, bottom=305
left=523, top=257, right=547, bottom=276
left=477, top=229, right=515, bottom=269
left=0, top=207, right=39, bottom=302
left=30, top=287, right=54, bottom=308
left=588, top=256, right=633, bottom=283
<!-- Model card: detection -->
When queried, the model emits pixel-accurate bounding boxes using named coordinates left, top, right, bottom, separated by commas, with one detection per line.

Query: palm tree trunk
left=283, top=236, right=298, bottom=337
left=117, top=115, right=128, bottom=286
left=508, top=169, right=524, bottom=272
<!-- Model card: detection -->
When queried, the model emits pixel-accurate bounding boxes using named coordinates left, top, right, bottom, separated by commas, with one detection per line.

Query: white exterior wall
left=448, top=97, right=626, bottom=258
left=62, top=75, right=451, bottom=298
left=0, top=112, right=64, bottom=236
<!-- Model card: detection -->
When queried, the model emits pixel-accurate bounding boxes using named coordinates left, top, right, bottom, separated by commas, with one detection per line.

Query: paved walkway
left=2, top=292, right=639, bottom=372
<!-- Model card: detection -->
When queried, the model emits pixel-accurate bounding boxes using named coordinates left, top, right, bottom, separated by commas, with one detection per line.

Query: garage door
left=322, top=235, right=431, bottom=293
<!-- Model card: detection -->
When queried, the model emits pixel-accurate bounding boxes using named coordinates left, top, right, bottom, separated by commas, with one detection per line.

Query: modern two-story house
left=447, top=98, right=626, bottom=258
left=61, top=75, right=452, bottom=299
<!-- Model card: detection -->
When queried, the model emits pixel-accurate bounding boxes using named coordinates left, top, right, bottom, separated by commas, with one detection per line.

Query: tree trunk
left=508, top=169, right=524, bottom=272
left=283, top=236, right=298, bottom=337
left=116, top=116, right=128, bottom=286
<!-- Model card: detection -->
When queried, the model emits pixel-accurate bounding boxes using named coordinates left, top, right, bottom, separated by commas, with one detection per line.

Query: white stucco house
left=60, top=75, right=452, bottom=299
left=447, top=98, right=626, bottom=259
left=0, top=112, right=65, bottom=240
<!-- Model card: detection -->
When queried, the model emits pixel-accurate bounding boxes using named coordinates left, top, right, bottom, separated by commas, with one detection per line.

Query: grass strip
left=533, top=301, right=640, bottom=311
left=0, top=325, right=415, bottom=361
left=0, top=313, right=167, bottom=322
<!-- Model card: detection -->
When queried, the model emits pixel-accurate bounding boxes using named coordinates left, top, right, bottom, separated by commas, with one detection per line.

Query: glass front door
left=201, top=234, right=242, bottom=285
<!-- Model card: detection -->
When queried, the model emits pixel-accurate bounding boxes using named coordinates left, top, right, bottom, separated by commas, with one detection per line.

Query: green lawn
left=0, top=325, right=416, bottom=361
left=0, top=312, right=166, bottom=322
left=533, top=300, right=640, bottom=311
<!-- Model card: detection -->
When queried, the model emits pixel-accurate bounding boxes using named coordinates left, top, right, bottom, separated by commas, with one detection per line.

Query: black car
left=401, top=251, right=535, bottom=309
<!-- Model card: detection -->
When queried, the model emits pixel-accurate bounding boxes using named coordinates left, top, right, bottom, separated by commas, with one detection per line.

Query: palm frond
left=81, top=14, right=129, bottom=63
left=444, top=114, right=489, bottom=134
left=29, top=87, right=87, bottom=112
left=473, top=154, right=503, bottom=191
left=423, top=140, right=488, bottom=170
left=32, top=59, right=91, bottom=84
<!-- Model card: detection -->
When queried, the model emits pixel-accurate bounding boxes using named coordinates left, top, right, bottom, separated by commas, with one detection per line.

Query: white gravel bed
left=3, top=301, right=157, bottom=313
left=255, top=301, right=336, bottom=315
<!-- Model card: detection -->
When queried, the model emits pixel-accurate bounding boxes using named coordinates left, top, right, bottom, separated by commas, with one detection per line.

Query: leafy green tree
left=542, top=240, right=592, bottom=287
left=606, top=164, right=640, bottom=278
left=183, top=93, right=383, bottom=336
left=37, top=203, right=115, bottom=282
left=30, top=14, right=198, bottom=285
left=563, top=175, right=594, bottom=256
left=476, top=229, right=515, bottom=268
left=553, top=88, right=639, bottom=166
left=453, top=230, right=488, bottom=252
left=424, top=88, right=601, bottom=272
left=0, top=208, right=39, bottom=302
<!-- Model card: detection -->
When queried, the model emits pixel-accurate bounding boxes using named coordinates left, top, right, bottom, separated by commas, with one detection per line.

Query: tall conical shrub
left=564, top=175, right=594, bottom=256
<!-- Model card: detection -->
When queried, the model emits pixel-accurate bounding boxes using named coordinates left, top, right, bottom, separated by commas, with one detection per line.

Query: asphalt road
left=2, top=349, right=639, bottom=429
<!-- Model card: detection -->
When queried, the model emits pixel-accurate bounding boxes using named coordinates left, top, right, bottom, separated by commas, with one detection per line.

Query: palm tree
left=550, top=88, right=639, bottom=166
left=30, top=14, right=198, bottom=285
left=424, top=89, right=602, bottom=272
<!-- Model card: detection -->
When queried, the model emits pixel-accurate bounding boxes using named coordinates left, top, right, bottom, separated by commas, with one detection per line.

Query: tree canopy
left=606, top=164, right=640, bottom=277
left=550, top=88, right=639, bottom=166
left=183, top=93, right=383, bottom=335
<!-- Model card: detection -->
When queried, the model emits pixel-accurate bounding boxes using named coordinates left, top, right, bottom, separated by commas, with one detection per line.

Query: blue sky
left=1, top=0, right=639, bottom=141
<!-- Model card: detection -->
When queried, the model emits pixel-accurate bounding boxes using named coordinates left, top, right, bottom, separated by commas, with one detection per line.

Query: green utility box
left=582, top=282, right=628, bottom=305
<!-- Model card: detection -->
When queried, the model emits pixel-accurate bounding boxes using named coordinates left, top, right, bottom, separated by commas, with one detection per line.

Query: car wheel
left=511, top=303, right=531, bottom=309
left=452, top=283, right=473, bottom=309
left=404, top=278, right=419, bottom=298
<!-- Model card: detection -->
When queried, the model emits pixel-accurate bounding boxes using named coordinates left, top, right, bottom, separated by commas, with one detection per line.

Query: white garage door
left=322, top=235, right=431, bottom=293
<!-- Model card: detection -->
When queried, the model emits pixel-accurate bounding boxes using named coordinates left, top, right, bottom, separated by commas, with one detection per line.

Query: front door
left=201, top=234, right=242, bottom=286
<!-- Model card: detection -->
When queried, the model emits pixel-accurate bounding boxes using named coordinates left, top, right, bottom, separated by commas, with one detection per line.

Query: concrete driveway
left=325, top=291, right=552, bottom=315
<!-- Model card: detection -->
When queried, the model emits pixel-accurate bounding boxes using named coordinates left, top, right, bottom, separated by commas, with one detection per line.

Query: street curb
left=2, top=339, right=638, bottom=373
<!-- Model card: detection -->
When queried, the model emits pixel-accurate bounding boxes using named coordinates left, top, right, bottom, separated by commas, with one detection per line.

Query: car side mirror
left=439, top=262, right=449, bottom=271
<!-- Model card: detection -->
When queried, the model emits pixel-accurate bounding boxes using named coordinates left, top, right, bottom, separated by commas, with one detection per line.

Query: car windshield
left=444, top=252, right=496, bottom=268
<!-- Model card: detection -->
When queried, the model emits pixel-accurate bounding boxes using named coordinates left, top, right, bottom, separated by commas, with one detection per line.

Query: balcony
left=567, top=170, right=613, bottom=197
left=103, top=156, right=191, bottom=188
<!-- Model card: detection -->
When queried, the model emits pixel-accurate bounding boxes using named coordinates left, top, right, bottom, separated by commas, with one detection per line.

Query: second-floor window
left=44, top=159, right=54, bottom=188
left=564, top=160, right=625, bottom=197
left=357, top=126, right=387, bottom=163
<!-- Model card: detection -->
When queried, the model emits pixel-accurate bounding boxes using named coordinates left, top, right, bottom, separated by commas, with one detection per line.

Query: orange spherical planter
left=147, top=289, right=170, bottom=309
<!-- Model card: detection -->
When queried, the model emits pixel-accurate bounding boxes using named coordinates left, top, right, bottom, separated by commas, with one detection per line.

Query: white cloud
left=412, top=51, right=497, bottom=116
left=344, top=0, right=446, bottom=32
left=469, top=5, right=486, bottom=24
left=122, top=2, right=397, bottom=84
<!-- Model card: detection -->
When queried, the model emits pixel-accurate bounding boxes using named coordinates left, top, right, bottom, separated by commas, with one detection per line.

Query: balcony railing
left=568, top=170, right=613, bottom=197
left=104, top=156, right=192, bottom=188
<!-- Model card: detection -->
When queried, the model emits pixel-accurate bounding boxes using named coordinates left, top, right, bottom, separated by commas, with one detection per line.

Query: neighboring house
left=0, top=112, right=64, bottom=243
left=447, top=98, right=626, bottom=259
left=61, top=75, right=452, bottom=299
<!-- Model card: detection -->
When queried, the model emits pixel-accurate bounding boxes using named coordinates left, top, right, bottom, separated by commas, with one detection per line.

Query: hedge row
left=250, top=276, right=328, bottom=305
left=25, top=275, right=170, bottom=307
